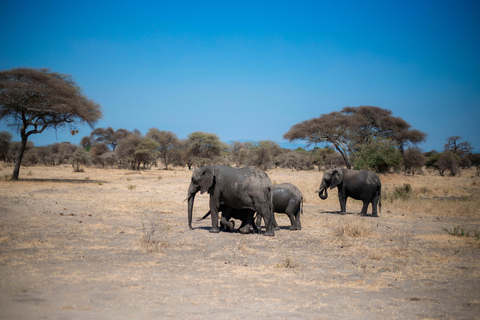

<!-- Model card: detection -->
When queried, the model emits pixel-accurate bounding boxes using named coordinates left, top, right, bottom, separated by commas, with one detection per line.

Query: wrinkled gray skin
left=197, top=204, right=258, bottom=234
left=317, top=168, right=381, bottom=217
left=256, top=183, right=303, bottom=230
left=187, top=165, right=275, bottom=236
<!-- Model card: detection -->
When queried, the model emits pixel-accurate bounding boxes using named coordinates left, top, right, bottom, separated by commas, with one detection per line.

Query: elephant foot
left=359, top=212, right=368, bottom=216
left=239, top=224, right=251, bottom=234
left=263, top=230, right=275, bottom=237
left=371, top=213, right=379, bottom=218
left=274, top=226, right=281, bottom=231
left=289, top=226, right=301, bottom=231
left=209, top=227, right=220, bottom=233
left=222, top=220, right=235, bottom=231
left=340, top=211, right=346, bottom=215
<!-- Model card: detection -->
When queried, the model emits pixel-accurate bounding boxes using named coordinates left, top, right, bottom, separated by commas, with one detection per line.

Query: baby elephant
left=197, top=204, right=258, bottom=234
left=256, top=183, right=303, bottom=231
left=317, top=168, right=381, bottom=217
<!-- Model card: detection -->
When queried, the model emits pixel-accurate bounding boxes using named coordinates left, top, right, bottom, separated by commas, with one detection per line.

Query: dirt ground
left=0, top=165, right=479, bottom=319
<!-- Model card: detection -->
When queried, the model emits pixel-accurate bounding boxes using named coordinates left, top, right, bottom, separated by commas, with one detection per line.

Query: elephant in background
left=317, top=168, right=381, bottom=217
left=187, top=165, right=275, bottom=236
left=256, top=183, right=303, bottom=230
left=197, top=204, right=258, bottom=234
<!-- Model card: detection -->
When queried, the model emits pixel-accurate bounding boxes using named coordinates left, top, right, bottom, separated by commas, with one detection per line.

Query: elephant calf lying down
left=198, top=204, right=258, bottom=234
left=199, top=182, right=304, bottom=232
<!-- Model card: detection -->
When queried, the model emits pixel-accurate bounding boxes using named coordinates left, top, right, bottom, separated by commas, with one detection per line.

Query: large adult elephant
left=187, top=165, right=275, bottom=236
left=256, top=183, right=303, bottom=230
left=317, top=168, right=381, bottom=217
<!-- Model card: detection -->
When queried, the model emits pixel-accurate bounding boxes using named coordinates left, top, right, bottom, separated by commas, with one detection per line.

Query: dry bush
left=137, top=221, right=170, bottom=253
left=333, top=216, right=372, bottom=238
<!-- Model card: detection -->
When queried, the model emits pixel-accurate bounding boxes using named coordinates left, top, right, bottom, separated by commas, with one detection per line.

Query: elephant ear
left=199, top=166, right=214, bottom=194
left=330, top=168, right=343, bottom=189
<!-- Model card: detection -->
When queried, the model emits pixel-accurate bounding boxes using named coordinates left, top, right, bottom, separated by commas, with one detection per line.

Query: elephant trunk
left=187, top=193, right=196, bottom=230
left=318, top=187, right=328, bottom=200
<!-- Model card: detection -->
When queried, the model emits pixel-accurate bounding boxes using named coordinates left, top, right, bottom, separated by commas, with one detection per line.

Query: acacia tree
left=146, top=128, right=179, bottom=169
left=247, top=140, right=283, bottom=170
left=444, top=136, right=473, bottom=157
left=403, top=146, right=426, bottom=176
left=187, top=132, right=226, bottom=167
left=0, top=68, right=102, bottom=179
left=90, top=127, right=129, bottom=151
left=284, top=106, right=426, bottom=169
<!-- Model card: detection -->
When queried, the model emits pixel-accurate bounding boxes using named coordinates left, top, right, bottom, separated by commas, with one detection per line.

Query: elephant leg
left=239, top=211, right=256, bottom=234
left=295, top=209, right=301, bottom=229
left=220, top=216, right=235, bottom=231
left=273, top=214, right=280, bottom=230
left=338, top=190, right=347, bottom=214
left=339, top=197, right=347, bottom=215
left=286, top=202, right=301, bottom=230
left=255, top=215, right=263, bottom=229
left=255, top=214, right=274, bottom=230
left=209, top=198, right=220, bottom=233
left=359, top=202, right=369, bottom=216
left=371, top=197, right=379, bottom=217
left=260, top=208, right=275, bottom=237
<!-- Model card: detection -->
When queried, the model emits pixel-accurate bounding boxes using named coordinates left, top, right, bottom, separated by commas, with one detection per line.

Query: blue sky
left=1, top=0, right=479, bottom=152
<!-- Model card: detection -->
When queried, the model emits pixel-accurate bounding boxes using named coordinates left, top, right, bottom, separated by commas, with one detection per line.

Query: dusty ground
left=0, top=165, right=479, bottom=319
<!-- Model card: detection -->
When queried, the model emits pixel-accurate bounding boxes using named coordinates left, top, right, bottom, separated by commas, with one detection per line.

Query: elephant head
left=316, top=168, right=343, bottom=200
left=187, top=165, right=215, bottom=229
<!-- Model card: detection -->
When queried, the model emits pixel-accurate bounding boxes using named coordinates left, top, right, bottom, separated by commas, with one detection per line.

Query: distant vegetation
left=1, top=127, right=477, bottom=177
left=1, top=68, right=478, bottom=178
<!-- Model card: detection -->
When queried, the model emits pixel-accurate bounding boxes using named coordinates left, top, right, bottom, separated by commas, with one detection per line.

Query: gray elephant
left=197, top=204, right=258, bottom=234
left=187, top=165, right=275, bottom=236
left=316, top=168, right=381, bottom=217
left=256, top=183, right=303, bottom=230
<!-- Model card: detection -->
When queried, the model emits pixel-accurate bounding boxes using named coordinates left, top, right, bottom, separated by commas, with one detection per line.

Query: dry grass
left=270, top=167, right=480, bottom=218
left=0, top=164, right=479, bottom=319
left=379, top=169, right=480, bottom=217
left=333, top=216, right=373, bottom=238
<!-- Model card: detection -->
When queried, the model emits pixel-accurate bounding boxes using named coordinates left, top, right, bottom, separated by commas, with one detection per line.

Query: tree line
left=1, top=67, right=478, bottom=179
left=1, top=127, right=478, bottom=177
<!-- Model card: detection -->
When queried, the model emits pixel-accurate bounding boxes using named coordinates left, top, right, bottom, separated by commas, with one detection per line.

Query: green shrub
left=354, top=138, right=402, bottom=173
left=388, top=183, right=412, bottom=201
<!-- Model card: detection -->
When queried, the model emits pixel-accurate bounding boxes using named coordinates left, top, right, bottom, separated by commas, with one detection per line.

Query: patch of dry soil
left=0, top=166, right=479, bottom=319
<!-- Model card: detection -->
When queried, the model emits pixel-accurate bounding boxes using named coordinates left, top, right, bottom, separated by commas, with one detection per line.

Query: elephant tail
left=197, top=210, right=211, bottom=222
left=379, top=186, right=382, bottom=213
left=300, top=196, right=304, bottom=215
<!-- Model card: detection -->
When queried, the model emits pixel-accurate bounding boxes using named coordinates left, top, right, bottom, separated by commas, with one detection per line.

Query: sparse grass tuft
left=277, top=255, right=297, bottom=268
left=128, top=184, right=136, bottom=190
left=139, top=222, right=169, bottom=253
left=443, top=225, right=480, bottom=240
left=334, top=217, right=372, bottom=238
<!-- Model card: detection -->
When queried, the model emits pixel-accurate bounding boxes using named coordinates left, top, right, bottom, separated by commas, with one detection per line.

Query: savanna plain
left=0, top=164, right=479, bottom=319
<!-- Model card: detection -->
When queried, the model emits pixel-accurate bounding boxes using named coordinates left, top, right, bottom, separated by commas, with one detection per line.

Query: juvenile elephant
left=317, top=168, right=381, bottom=217
left=256, top=183, right=303, bottom=230
left=187, top=165, right=275, bottom=236
left=197, top=204, right=258, bottom=234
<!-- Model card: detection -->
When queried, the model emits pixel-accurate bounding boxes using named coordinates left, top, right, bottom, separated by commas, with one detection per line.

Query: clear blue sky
left=1, top=0, right=479, bottom=152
